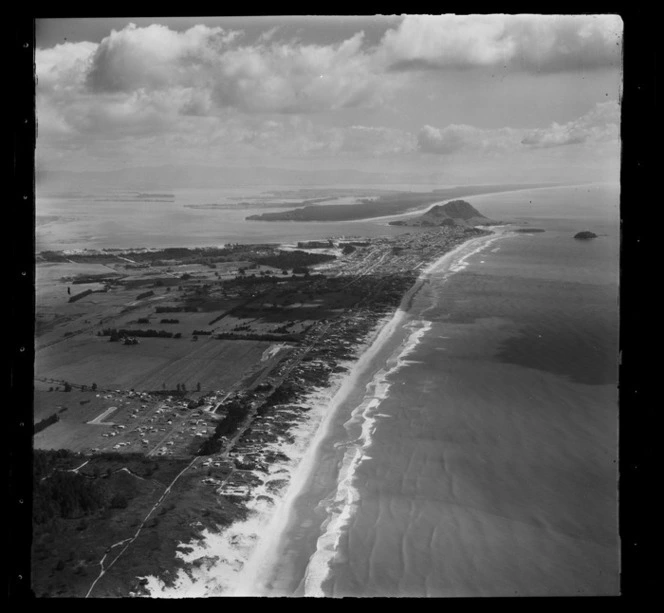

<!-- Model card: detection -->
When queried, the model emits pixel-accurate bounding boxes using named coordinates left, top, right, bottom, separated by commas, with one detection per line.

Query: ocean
left=38, top=181, right=620, bottom=597
left=235, top=183, right=620, bottom=597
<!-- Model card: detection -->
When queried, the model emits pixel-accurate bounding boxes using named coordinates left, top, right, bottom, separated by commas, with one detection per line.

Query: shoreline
left=140, top=229, right=506, bottom=597
left=301, top=230, right=508, bottom=597
left=354, top=183, right=589, bottom=226
left=246, top=184, right=584, bottom=225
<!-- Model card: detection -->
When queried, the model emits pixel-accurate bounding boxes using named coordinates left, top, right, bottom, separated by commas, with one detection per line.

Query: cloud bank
left=380, top=14, right=623, bottom=72
left=37, top=16, right=623, bottom=122
left=35, top=16, right=622, bottom=175
left=521, top=100, right=620, bottom=147
left=418, top=101, right=620, bottom=154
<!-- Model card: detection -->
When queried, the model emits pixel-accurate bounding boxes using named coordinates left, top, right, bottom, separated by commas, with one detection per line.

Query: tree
left=176, top=384, right=181, bottom=392
left=91, top=383, right=97, bottom=391
left=63, top=382, right=72, bottom=392
left=182, top=383, right=187, bottom=392
left=110, top=493, right=128, bottom=509
left=196, top=382, right=201, bottom=392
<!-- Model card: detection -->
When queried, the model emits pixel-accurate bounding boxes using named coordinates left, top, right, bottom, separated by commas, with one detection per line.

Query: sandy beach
left=139, top=229, right=505, bottom=597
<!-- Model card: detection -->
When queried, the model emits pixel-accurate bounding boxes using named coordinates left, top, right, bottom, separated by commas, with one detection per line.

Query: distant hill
left=247, top=184, right=552, bottom=222
left=36, top=165, right=441, bottom=191
left=388, top=200, right=496, bottom=227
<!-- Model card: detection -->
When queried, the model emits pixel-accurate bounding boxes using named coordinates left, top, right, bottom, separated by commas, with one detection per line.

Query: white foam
left=301, top=230, right=512, bottom=596
left=301, top=318, right=432, bottom=596
left=139, top=316, right=396, bottom=598
left=139, top=381, right=343, bottom=597
left=139, top=229, right=510, bottom=598
left=229, top=313, right=403, bottom=596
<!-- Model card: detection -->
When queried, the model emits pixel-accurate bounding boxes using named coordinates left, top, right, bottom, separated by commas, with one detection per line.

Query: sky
left=35, top=15, right=623, bottom=185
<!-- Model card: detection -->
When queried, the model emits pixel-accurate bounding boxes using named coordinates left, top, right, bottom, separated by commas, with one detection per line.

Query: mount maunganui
left=388, top=200, right=496, bottom=227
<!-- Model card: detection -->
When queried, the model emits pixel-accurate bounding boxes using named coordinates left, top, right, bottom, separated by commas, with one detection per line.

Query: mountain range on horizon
left=36, top=165, right=452, bottom=191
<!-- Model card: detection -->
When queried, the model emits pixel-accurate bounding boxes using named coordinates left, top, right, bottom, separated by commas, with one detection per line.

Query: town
left=32, top=224, right=490, bottom=597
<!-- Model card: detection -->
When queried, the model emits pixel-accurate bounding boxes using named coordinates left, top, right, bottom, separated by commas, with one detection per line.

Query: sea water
left=38, top=180, right=620, bottom=596
left=249, top=183, right=620, bottom=597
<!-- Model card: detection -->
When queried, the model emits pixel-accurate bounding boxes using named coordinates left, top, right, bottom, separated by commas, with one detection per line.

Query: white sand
left=140, top=230, right=507, bottom=598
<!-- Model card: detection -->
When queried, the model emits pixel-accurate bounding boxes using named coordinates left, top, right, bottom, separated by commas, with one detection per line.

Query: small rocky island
left=574, top=231, right=598, bottom=240
left=389, top=200, right=496, bottom=227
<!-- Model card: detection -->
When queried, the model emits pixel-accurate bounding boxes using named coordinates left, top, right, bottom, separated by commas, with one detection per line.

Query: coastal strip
left=228, top=229, right=508, bottom=597
left=299, top=230, right=509, bottom=597
left=35, top=223, right=512, bottom=598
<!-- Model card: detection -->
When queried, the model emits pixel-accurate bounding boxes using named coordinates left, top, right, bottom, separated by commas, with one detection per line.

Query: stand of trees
left=253, top=250, right=335, bottom=269
left=99, top=327, right=174, bottom=339
left=197, top=400, right=247, bottom=455
left=214, top=332, right=302, bottom=342
left=68, top=289, right=94, bottom=303
left=34, top=413, right=59, bottom=434
left=33, top=450, right=109, bottom=525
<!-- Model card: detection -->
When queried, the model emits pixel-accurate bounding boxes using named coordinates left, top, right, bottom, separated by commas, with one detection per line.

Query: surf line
left=232, top=230, right=505, bottom=596
left=300, top=229, right=509, bottom=596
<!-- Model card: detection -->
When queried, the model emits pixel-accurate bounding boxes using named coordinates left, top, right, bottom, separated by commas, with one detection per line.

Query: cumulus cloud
left=36, top=17, right=623, bottom=141
left=209, top=33, right=389, bottom=113
left=419, top=101, right=620, bottom=154
left=86, top=23, right=240, bottom=93
left=380, top=14, right=623, bottom=73
left=35, top=18, right=623, bottom=171
left=37, top=40, right=97, bottom=93
left=521, top=100, right=620, bottom=147
left=417, top=123, right=520, bottom=154
left=45, top=23, right=389, bottom=116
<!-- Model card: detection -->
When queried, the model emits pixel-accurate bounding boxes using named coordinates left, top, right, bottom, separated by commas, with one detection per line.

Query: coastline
left=351, top=183, right=585, bottom=226
left=140, top=228, right=508, bottom=597
left=301, top=230, right=509, bottom=597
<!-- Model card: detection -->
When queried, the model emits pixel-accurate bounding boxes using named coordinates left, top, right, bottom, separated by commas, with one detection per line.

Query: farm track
left=85, top=456, right=198, bottom=598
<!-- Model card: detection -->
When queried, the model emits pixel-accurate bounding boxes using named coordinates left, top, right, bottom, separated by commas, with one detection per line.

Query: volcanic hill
left=389, top=200, right=496, bottom=227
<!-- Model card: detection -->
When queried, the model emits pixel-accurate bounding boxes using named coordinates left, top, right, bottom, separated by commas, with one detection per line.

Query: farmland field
left=36, top=334, right=278, bottom=392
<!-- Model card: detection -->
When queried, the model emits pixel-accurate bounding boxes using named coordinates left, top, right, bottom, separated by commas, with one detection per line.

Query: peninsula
left=246, top=184, right=555, bottom=223
left=33, top=215, right=499, bottom=597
